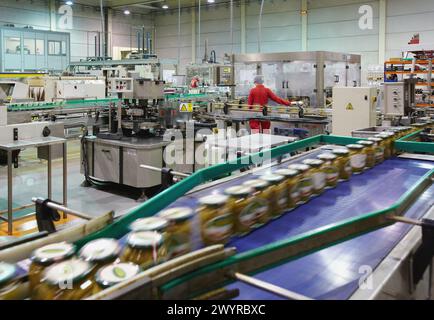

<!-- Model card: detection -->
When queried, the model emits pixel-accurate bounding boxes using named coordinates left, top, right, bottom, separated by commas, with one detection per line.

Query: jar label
left=344, top=160, right=352, bottom=174
left=375, top=147, right=384, bottom=161
left=324, top=165, right=338, bottom=183
left=312, top=172, right=326, bottom=190
left=290, top=183, right=300, bottom=201
left=350, top=154, right=366, bottom=169
left=204, top=213, right=233, bottom=242
left=299, top=177, right=313, bottom=196
left=277, top=189, right=288, bottom=207
left=239, top=200, right=267, bottom=227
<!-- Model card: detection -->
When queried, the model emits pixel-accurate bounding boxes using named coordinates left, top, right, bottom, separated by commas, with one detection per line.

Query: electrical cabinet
left=332, top=87, right=378, bottom=136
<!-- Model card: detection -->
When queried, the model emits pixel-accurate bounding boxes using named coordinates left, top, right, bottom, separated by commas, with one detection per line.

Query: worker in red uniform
left=248, top=75, right=290, bottom=134
left=190, top=75, right=200, bottom=88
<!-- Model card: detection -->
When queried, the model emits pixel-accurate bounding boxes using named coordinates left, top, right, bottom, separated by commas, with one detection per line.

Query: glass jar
left=33, top=259, right=94, bottom=300
left=332, top=148, right=352, bottom=181
left=224, top=185, right=255, bottom=236
left=274, top=169, right=300, bottom=210
left=367, top=137, right=384, bottom=164
left=0, top=262, right=23, bottom=300
left=29, top=242, right=75, bottom=293
left=197, top=194, right=233, bottom=246
left=302, top=159, right=326, bottom=195
left=378, top=132, right=395, bottom=158
left=94, top=262, right=141, bottom=294
left=79, top=238, right=121, bottom=275
left=288, top=164, right=313, bottom=203
left=158, top=207, right=194, bottom=258
left=317, top=153, right=339, bottom=188
left=357, top=140, right=376, bottom=168
left=121, top=231, right=166, bottom=269
left=242, top=179, right=271, bottom=227
left=129, top=217, right=170, bottom=258
left=374, top=134, right=390, bottom=159
left=259, top=174, right=287, bottom=218
left=346, top=144, right=366, bottom=174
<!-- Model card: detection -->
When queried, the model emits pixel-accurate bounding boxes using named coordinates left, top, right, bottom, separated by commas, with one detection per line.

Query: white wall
left=0, top=0, right=154, bottom=62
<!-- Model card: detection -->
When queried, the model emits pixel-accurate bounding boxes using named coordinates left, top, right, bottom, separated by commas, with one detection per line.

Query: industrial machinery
left=383, top=79, right=417, bottom=117
left=186, top=63, right=234, bottom=87
left=2, top=130, right=434, bottom=300
left=332, top=87, right=378, bottom=136
left=231, top=51, right=361, bottom=107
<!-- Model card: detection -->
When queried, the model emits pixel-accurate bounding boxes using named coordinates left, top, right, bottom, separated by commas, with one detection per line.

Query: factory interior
left=1, top=0, right=434, bottom=303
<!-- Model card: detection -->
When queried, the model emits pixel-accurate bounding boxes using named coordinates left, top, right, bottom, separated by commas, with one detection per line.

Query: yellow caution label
left=179, top=102, right=193, bottom=112
left=346, top=103, right=354, bottom=110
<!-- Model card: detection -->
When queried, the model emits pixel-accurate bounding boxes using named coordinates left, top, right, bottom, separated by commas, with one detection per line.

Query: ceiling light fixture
left=65, top=0, right=73, bottom=5
left=124, top=9, right=130, bottom=15
left=162, top=4, right=169, bottom=9
left=207, top=0, right=215, bottom=3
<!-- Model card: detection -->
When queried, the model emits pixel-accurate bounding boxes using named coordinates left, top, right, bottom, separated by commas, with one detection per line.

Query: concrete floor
left=0, top=139, right=141, bottom=219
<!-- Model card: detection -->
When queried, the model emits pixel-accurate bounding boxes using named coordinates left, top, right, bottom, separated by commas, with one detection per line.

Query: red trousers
left=249, top=119, right=271, bottom=133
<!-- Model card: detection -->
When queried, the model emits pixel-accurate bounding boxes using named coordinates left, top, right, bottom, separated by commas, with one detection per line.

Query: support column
left=49, top=0, right=57, bottom=31
left=301, top=0, right=308, bottom=51
left=192, top=0, right=196, bottom=63
left=378, top=0, right=387, bottom=65
left=107, top=8, right=113, bottom=58
left=240, top=0, right=246, bottom=53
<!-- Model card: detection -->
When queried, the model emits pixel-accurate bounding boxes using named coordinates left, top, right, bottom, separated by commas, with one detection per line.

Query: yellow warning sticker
left=346, top=103, right=354, bottom=110
left=179, top=102, right=193, bottom=112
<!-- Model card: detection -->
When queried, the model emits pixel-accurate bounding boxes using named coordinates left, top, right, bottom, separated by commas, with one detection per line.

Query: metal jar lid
left=346, top=144, right=364, bottom=150
left=302, top=159, right=324, bottom=167
left=224, top=185, right=253, bottom=197
left=274, top=168, right=299, bottom=178
left=373, top=134, right=385, bottom=140
left=31, top=242, right=75, bottom=266
left=96, top=262, right=141, bottom=289
left=332, top=148, right=350, bottom=156
left=317, top=153, right=337, bottom=161
left=198, top=194, right=229, bottom=206
left=259, top=173, right=285, bottom=184
left=242, top=179, right=270, bottom=190
left=126, top=231, right=164, bottom=249
left=357, top=140, right=374, bottom=146
left=288, top=163, right=310, bottom=172
left=0, top=262, right=17, bottom=287
left=367, top=137, right=382, bottom=143
left=79, top=238, right=121, bottom=263
left=44, top=259, right=93, bottom=286
left=130, top=217, right=169, bottom=232
left=158, top=207, right=194, bottom=222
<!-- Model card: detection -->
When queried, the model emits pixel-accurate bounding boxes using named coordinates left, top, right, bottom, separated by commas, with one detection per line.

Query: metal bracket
left=34, top=198, right=61, bottom=233
left=161, top=167, right=175, bottom=189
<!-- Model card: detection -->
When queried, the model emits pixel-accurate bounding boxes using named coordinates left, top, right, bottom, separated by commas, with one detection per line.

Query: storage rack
left=384, top=49, right=434, bottom=108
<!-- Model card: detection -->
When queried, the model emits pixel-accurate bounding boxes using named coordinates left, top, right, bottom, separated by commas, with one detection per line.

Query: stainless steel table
left=0, top=136, right=67, bottom=235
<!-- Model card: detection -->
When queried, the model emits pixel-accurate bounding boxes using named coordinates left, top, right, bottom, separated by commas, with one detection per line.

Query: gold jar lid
left=317, top=153, right=337, bottom=161
left=158, top=207, right=194, bottom=222
left=130, top=217, right=169, bottom=232
left=96, top=263, right=141, bottom=289
left=224, top=185, right=253, bottom=197
left=274, top=168, right=299, bottom=178
left=198, top=194, right=228, bottom=206
left=79, top=238, right=121, bottom=263
left=302, top=159, right=324, bottom=167
left=346, top=144, right=364, bottom=150
left=44, top=258, right=93, bottom=286
left=242, top=179, right=270, bottom=190
left=31, top=242, right=75, bottom=266
left=357, top=140, right=374, bottom=146
left=288, top=163, right=310, bottom=172
left=126, top=231, right=164, bottom=249
left=0, top=262, right=17, bottom=287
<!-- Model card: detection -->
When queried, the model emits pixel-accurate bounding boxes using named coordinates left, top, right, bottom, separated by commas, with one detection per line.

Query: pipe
left=230, top=0, right=233, bottom=54
left=100, top=0, right=105, bottom=58
left=177, top=0, right=181, bottom=70
left=258, top=0, right=265, bottom=53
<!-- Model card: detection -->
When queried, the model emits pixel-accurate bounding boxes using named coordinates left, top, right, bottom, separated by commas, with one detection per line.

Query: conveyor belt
left=147, top=153, right=434, bottom=299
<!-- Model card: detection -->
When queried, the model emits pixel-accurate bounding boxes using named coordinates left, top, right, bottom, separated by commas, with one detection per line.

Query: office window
left=36, top=39, right=44, bottom=55
left=5, top=37, right=21, bottom=54
left=48, top=40, right=61, bottom=55
left=23, top=38, right=35, bottom=55
left=61, top=41, right=67, bottom=55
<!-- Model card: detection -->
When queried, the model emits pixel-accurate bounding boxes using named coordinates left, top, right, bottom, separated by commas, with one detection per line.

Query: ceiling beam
left=108, top=0, right=163, bottom=8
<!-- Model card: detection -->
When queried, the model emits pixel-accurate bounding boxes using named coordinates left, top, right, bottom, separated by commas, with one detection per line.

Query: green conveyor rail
left=7, top=98, right=120, bottom=112
left=395, top=129, right=434, bottom=154
left=74, top=134, right=365, bottom=248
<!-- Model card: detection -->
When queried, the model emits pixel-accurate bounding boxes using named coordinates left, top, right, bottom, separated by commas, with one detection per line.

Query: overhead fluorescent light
left=65, top=0, right=73, bottom=5
left=162, top=4, right=169, bottom=9
left=124, top=9, right=130, bottom=15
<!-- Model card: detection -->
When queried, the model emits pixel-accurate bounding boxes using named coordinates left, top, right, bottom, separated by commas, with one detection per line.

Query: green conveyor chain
left=7, top=98, right=120, bottom=112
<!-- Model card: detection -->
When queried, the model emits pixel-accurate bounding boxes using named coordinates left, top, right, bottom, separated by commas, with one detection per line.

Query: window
left=23, top=38, right=35, bottom=55
left=5, top=37, right=21, bottom=54
left=36, top=39, right=44, bottom=55
left=61, top=41, right=67, bottom=55
left=48, top=40, right=61, bottom=55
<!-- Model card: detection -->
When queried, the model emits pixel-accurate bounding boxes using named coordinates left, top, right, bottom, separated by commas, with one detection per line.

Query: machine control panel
left=383, top=83, right=405, bottom=116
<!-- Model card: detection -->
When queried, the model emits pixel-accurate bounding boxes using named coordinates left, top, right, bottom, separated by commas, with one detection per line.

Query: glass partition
left=5, top=37, right=21, bottom=54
